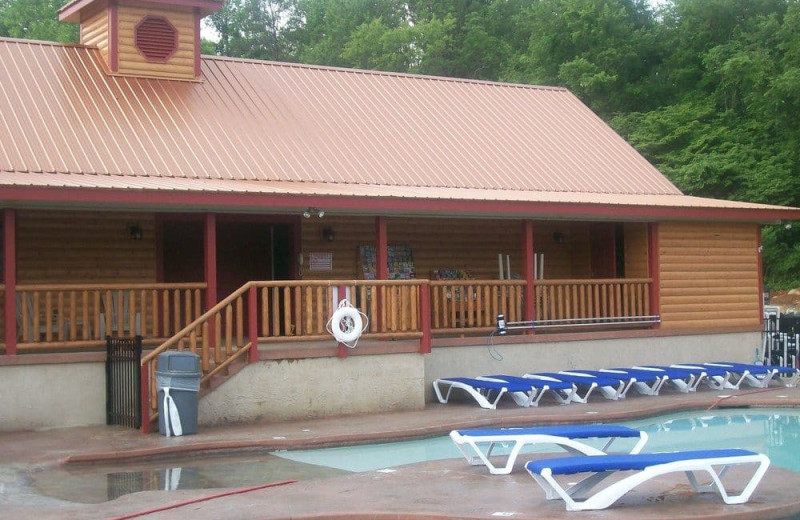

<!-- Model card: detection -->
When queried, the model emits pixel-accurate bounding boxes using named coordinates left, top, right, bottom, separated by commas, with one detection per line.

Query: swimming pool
left=25, top=408, right=800, bottom=504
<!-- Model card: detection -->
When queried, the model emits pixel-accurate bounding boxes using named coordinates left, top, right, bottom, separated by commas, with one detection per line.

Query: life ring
left=329, top=306, right=363, bottom=344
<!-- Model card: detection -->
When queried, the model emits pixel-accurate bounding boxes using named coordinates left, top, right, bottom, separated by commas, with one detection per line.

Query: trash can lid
left=157, top=351, right=201, bottom=374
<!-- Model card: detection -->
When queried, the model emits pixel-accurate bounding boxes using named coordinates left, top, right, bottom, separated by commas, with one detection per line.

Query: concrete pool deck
left=2, top=385, right=800, bottom=519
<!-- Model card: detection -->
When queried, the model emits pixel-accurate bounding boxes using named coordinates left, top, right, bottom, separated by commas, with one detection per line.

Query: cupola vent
left=135, top=16, right=177, bottom=62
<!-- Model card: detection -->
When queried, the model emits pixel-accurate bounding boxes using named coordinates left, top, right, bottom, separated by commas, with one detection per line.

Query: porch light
left=322, top=227, right=335, bottom=241
left=303, top=207, right=325, bottom=219
left=552, top=232, right=564, bottom=244
left=129, top=224, right=143, bottom=240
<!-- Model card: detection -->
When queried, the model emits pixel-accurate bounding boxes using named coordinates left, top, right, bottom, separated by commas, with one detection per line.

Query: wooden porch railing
left=532, top=278, right=656, bottom=328
left=430, top=280, right=526, bottom=333
left=12, top=283, right=206, bottom=350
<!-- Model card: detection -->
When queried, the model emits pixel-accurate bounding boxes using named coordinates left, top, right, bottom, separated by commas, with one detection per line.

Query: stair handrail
left=142, top=281, right=254, bottom=365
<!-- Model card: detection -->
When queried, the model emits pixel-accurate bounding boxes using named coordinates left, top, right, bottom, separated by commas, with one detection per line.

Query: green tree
left=507, top=0, right=661, bottom=116
left=0, top=0, right=78, bottom=42
left=207, top=0, right=300, bottom=61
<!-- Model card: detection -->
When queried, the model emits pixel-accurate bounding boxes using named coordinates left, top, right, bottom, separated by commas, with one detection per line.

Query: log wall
left=659, top=221, right=761, bottom=329
left=299, top=217, right=643, bottom=281
left=117, top=2, right=197, bottom=80
left=15, top=210, right=157, bottom=284
left=624, top=223, right=649, bottom=278
left=79, top=2, right=109, bottom=63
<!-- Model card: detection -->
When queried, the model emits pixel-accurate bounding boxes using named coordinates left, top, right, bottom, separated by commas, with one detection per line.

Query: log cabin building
left=1, top=0, right=799, bottom=431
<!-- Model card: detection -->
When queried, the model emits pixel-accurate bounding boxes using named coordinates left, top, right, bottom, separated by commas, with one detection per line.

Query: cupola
left=59, top=0, right=223, bottom=81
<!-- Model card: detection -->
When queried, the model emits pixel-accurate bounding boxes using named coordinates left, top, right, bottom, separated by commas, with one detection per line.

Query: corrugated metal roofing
left=0, top=37, right=797, bottom=220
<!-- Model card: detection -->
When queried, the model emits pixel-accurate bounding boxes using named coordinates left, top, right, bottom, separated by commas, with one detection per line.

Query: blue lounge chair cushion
left=711, top=361, right=798, bottom=376
left=482, top=374, right=573, bottom=391
left=526, top=448, right=757, bottom=475
left=535, top=372, right=623, bottom=388
left=439, top=377, right=532, bottom=392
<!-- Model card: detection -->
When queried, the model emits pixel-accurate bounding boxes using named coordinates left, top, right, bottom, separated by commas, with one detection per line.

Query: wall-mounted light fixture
left=303, top=207, right=325, bottom=218
left=129, top=224, right=143, bottom=240
left=552, top=231, right=564, bottom=244
left=322, top=227, right=335, bottom=241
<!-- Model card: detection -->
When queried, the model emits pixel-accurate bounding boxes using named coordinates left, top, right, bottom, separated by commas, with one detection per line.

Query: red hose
left=107, top=479, right=297, bottom=520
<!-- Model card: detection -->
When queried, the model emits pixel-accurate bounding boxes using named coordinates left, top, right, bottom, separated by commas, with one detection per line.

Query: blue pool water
left=25, top=408, right=800, bottom=503
left=272, top=408, right=800, bottom=472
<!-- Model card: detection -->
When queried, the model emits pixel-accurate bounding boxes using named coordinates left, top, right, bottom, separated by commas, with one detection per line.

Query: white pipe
left=498, top=254, right=504, bottom=280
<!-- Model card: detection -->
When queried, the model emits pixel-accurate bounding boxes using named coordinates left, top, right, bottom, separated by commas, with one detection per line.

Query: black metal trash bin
left=156, top=351, right=201, bottom=436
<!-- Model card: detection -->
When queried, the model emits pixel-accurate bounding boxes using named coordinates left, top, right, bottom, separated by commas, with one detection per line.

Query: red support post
left=374, top=217, right=387, bottom=333
left=4, top=209, right=16, bottom=355
left=419, top=282, right=432, bottom=353
left=522, top=220, right=535, bottom=330
left=248, top=285, right=259, bottom=362
left=204, top=213, right=217, bottom=343
left=140, top=364, right=150, bottom=433
left=337, top=284, right=348, bottom=358
left=648, top=222, right=660, bottom=328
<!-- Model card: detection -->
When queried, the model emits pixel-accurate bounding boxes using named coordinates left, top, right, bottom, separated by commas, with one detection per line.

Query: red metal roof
left=0, top=37, right=798, bottom=221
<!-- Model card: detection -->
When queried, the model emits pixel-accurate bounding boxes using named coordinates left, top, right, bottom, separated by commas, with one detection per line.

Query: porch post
left=337, top=284, right=348, bottom=358
left=522, top=220, right=535, bottom=328
left=3, top=209, right=16, bottom=355
left=648, top=223, right=660, bottom=327
left=375, top=217, right=388, bottom=280
left=419, top=282, right=431, bottom=353
left=375, top=217, right=387, bottom=334
left=248, top=285, right=259, bottom=362
left=204, top=213, right=217, bottom=344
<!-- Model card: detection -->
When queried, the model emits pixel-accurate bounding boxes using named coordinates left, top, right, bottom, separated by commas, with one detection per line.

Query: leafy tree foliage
left=0, top=0, right=77, bottom=42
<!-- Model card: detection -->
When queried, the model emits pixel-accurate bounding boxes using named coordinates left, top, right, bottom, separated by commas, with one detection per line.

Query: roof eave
left=3, top=185, right=798, bottom=224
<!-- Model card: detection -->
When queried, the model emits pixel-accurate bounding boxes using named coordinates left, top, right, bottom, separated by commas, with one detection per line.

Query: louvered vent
left=134, top=16, right=177, bottom=62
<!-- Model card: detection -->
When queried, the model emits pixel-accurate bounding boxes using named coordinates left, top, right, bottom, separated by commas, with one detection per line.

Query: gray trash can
left=156, top=351, right=201, bottom=436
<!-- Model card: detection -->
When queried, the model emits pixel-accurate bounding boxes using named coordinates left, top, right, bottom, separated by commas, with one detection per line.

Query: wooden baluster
left=225, top=304, right=234, bottom=355
left=151, top=290, right=159, bottom=338
left=315, top=286, right=324, bottom=334
left=20, top=292, right=30, bottom=343
left=236, top=296, right=244, bottom=348
left=201, top=322, right=210, bottom=372
left=214, top=314, right=222, bottom=363
left=304, top=286, right=312, bottom=335
left=141, top=290, right=149, bottom=338
left=162, top=291, right=170, bottom=337
left=81, top=291, right=89, bottom=340
left=273, top=287, right=281, bottom=337
left=184, top=289, right=192, bottom=336
left=261, top=286, right=269, bottom=337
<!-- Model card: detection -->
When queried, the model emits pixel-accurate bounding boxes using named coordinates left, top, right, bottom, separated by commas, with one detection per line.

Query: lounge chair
left=671, top=363, right=738, bottom=390
left=524, top=371, right=630, bottom=402
left=521, top=373, right=597, bottom=404
left=597, top=367, right=667, bottom=396
left=704, top=361, right=799, bottom=388
left=480, top=374, right=575, bottom=406
left=632, top=365, right=706, bottom=392
left=525, top=448, right=770, bottom=511
left=450, top=424, right=648, bottom=475
left=432, top=376, right=555, bottom=409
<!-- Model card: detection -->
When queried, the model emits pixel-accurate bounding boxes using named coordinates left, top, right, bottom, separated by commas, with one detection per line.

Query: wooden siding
left=79, top=3, right=109, bottom=63
left=624, top=223, right=649, bottom=278
left=16, top=210, right=157, bottom=284
left=659, top=222, right=761, bottom=329
left=117, top=2, right=197, bottom=80
left=300, top=217, right=613, bottom=281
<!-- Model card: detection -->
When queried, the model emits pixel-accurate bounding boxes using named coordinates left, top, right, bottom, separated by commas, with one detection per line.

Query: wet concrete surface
left=2, top=385, right=800, bottom=519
